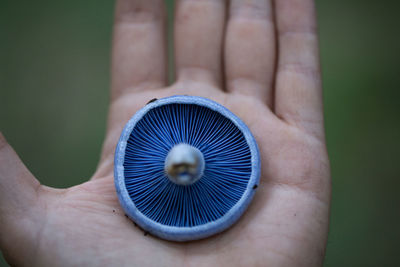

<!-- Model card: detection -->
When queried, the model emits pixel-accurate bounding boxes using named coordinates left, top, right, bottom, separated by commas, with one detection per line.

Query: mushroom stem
left=165, top=143, right=205, bottom=185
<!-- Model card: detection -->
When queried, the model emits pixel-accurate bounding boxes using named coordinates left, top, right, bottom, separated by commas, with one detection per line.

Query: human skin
left=0, top=0, right=330, bottom=266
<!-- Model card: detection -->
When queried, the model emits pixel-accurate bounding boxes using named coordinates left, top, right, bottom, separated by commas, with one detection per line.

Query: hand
left=0, top=0, right=330, bottom=266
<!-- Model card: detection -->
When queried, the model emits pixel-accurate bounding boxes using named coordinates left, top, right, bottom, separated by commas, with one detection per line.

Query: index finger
left=111, top=0, right=167, bottom=100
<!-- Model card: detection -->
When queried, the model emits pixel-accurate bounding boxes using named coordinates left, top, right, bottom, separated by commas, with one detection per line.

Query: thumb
left=0, top=132, right=40, bottom=217
left=0, top=132, right=43, bottom=265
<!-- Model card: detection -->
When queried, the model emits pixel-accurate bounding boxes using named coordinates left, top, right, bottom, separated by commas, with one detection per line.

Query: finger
left=174, top=0, right=226, bottom=86
left=0, top=132, right=40, bottom=217
left=225, top=0, right=276, bottom=106
left=111, top=0, right=167, bottom=100
left=274, top=0, right=324, bottom=138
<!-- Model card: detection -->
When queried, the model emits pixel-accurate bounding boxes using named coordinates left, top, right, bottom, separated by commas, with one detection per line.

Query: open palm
left=0, top=0, right=330, bottom=266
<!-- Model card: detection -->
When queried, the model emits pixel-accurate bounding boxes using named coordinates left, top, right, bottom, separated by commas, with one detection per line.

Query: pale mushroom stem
left=164, top=143, right=205, bottom=186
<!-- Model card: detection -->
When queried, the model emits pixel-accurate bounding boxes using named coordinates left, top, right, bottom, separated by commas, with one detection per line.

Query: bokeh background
left=1, top=0, right=399, bottom=266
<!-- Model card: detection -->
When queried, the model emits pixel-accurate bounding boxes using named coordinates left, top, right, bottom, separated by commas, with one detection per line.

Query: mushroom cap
left=114, top=95, right=260, bottom=241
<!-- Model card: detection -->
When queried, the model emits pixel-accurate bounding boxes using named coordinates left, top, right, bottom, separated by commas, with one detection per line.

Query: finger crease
left=278, top=63, right=321, bottom=81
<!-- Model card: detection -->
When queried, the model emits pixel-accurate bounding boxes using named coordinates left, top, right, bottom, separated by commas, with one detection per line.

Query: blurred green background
left=1, top=0, right=399, bottom=266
